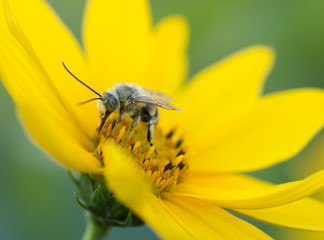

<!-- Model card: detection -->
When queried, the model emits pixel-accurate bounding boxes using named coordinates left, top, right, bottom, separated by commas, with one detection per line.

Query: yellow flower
left=1, top=0, right=324, bottom=239
left=282, top=134, right=324, bottom=239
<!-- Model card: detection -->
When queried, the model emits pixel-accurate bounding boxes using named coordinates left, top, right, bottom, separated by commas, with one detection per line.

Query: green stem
left=82, top=213, right=110, bottom=240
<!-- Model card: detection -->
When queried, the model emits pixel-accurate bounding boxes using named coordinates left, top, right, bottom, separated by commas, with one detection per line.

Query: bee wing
left=142, top=88, right=173, bottom=102
left=133, top=96, right=182, bottom=111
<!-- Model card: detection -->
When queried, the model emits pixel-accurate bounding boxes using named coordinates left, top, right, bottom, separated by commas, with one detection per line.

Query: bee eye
left=106, top=94, right=117, bottom=112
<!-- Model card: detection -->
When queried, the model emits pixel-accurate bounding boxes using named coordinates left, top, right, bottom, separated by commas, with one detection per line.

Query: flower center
left=95, top=114, right=190, bottom=196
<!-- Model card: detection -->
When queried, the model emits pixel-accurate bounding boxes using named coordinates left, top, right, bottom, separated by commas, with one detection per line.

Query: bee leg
left=114, top=113, right=124, bottom=142
left=147, top=120, right=155, bottom=146
left=121, top=114, right=141, bottom=146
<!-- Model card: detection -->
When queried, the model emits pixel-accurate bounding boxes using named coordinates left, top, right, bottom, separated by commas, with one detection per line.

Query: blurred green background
left=1, top=0, right=324, bottom=239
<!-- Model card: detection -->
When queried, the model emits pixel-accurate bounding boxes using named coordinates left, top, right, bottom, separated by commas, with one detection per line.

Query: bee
left=62, top=62, right=181, bottom=145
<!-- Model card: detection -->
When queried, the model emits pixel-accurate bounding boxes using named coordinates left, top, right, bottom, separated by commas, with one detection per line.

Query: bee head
left=98, top=92, right=116, bottom=113
left=104, top=93, right=118, bottom=113
left=97, top=92, right=118, bottom=134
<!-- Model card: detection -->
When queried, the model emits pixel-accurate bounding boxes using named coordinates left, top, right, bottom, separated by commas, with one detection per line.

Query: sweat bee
left=62, top=62, right=181, bottom=145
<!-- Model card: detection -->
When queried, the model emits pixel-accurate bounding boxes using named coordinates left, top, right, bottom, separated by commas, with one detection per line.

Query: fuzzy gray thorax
left=110, top=83, right=142, bottom=116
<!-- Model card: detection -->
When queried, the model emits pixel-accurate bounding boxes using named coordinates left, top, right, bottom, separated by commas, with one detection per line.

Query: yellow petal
left=18, top=106, right=102, bottom=173
left=191, top=89, right=324, bottom=172
left=175, top=172, right=324, bottom=231
left=0, top=33, right=101, bottom=172
left=103, top=143, right=151, bottom=207
left=235, top=198, right=324, bottom=231
left=0, top=1, right=5, bottom=29
left=102, top=144, right=193, bottom=239
left=172, top=170, right=324, bottom=209
left=145, top=16, right=188, bottom=96
left=83, top=0, right=152, bottom=89
left=162, top=193, right=272, bottom=239
left=0, top=30, right=91, bottom=146
left=167, top=46, right=274, bottom=137
left=1, top=0, right=97, bottom=134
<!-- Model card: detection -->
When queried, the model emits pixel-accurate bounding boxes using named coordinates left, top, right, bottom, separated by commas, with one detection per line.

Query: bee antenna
left=62, top=62, right=102, bottom=97
left=78, top=97, right=102, bottom=106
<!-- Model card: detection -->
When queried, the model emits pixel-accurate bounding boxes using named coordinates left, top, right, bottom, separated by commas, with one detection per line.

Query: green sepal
left=73, top=192, right=89, bottom=211
left=69, top=170, right=143, bottom=228
left=90, top=184, right=108, bottom=214
left=109, top=211, right=133, bottom=226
